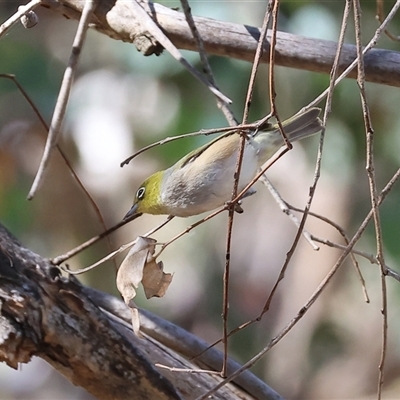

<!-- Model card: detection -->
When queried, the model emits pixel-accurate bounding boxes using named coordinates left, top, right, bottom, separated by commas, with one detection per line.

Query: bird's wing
left=178, top=130, right=238, bottom=169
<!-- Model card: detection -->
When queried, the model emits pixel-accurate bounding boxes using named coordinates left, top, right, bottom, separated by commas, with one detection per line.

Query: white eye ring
left=136, top=187, right=146, bottom=200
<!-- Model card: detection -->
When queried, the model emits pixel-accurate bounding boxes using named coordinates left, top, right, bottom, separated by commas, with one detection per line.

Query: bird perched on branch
left=124, top=108, right=322, bottom=219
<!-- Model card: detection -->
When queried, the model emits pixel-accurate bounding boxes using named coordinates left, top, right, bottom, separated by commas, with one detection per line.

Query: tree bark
left=40, top=0, right=400, bottom=88
left=0, top=223, right=282, bottom=400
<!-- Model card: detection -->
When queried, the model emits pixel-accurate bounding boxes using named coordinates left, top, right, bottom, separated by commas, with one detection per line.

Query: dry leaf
left=142, top=259, right=173, bottom=299
left=116, top=236, right=155, bottom=304
left=116, top=236, right=173, bottom=336
left=116, top=237, right=156, bottom=337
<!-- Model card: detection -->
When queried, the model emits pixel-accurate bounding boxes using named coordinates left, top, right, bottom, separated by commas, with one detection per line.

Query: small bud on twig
left=19, top=8, right=38, bottom=29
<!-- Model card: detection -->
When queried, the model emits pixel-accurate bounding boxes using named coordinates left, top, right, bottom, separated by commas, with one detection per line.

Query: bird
left=124, top=108, right=322, bottom=219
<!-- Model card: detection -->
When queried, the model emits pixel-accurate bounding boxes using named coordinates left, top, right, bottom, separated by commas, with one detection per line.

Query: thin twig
left=253, top=0, right=350, bottom=318
left=242, top=0, right=273, bottom=125
left=268, top=0, right=292, bottom=150
left=196, top=232, right=354, bottom=399
left=120, top=127, right=239, bottom=167
left=196, top=167, right=400, bottom=400
left=353, top=0, right=388, bottom=396
left=291, top=0, right=352, bottom=281
left=28, top=0, right=97, bottom=199
left=324, top=0, right=352, bottom=118
left=153, top=208, right=226, bottom=260
left=0, top=0, right=41, bottom=38
left=288, top=203, right=370, bottom=303
left=59, top=239, right=137, bottom=275
left=376, top=0, right=400, bottom=41
left=51, top=218, right=132, bottom=265
left=258, top=0, right=351, bottom=312
left=120, top=123, right=267, bottom=168
left=219, top=0, right=274, bottom=377
left=192, top=168, right=400, bottom=363
left=222, top=207, right=234, bottom=377
left=310, top=234, right=399, bottom=284
left=59, top=216, right=173, bottom=274
left=254, top=0, right=334, bottom=315
left=309, top=0, right=370, bottom=303
left=130, top=0, right=231, bottom=104
left=308, top=0, right=400, bottom=111
left=255, top=200, right=305, bottom=308
left=0, top=74, right=49, bottom=131
left=0, top=73, right=118, bottom=273
left=259, top=174, right=319, bottom=250
left=386, top=268, right=400, bottom=283
left=179, top=0, right=237, bottom=126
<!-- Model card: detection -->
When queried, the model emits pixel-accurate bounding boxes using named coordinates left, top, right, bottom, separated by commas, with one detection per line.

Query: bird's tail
left=280, top=107, right=323, bottom=142
left=254, top=108, right=323, bottom=165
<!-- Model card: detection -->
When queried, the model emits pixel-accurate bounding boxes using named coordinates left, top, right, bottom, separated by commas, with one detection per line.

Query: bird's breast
left=161, top=139, right=259, bottom=216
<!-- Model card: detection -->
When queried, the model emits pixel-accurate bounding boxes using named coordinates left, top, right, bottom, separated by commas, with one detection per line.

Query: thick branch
left=41, top=0, right=400, bottom=88
left=0, top=223, right=281, bottom=400
left=0, top=225, right=180, bottom=400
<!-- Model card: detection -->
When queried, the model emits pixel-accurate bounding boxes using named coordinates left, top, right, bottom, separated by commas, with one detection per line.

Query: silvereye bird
left=124, top=108, right=322, bottom=219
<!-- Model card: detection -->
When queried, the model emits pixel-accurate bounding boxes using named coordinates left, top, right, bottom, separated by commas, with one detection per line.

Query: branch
left=27, top=0, right=96, bottom=199
left=0, top=225, right=179, bottom=400
left=40, top=0, right=400, bottom=88
left=0, top=223, right=281, bottom=400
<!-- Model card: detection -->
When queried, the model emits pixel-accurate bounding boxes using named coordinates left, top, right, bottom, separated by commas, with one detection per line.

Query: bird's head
left=124, top=171, right=167, bottom=219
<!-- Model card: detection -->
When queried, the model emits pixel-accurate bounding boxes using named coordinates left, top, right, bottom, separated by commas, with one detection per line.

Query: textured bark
left=0, top=225, right=180, bottom=400
left=0, top=223, right=282, bottom=400
left=39, top=0, right=400, bottom=88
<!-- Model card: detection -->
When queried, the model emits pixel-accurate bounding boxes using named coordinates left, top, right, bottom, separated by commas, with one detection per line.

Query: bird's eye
left=136, top=187, right=146, bottom=200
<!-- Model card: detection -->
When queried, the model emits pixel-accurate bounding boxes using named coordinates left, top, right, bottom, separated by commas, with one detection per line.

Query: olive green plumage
left=125, top=108, right=322, bottom=219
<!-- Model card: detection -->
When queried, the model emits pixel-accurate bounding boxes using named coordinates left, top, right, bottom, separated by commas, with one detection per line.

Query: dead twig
left=308, top=0, right=400, bottom=110
left=376, top=0, right=400, bottom=41
left=220, top=0, right=273, bottom=377
left=57, top=216, right=173, bottom=274
left=353, top=0, right=388, bottom=396
left=0, top=73, right=118, bottom=273
left=179, top=0, right=236, bottom=126
left=0, top=0, right=41, bottom=37
left=28, top=0, right=97, bottom=199
left=196, top=165, right=400, bottom=399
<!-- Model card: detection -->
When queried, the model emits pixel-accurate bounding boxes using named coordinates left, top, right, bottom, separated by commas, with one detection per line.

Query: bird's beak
left=123, top=203, right=142, bottom=221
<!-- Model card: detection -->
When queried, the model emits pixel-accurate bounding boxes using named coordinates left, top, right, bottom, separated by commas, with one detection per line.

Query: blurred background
left=1, top=1, right=400, bottom=399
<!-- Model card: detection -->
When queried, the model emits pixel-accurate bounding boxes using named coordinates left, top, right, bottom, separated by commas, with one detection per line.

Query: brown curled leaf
left=116, top=236, right=156, bottom=304
left=116, top=236, right=173, bottom=336
left=142, top=259, right=173, bottom=299
left=116, top=236, right=157, bottom=336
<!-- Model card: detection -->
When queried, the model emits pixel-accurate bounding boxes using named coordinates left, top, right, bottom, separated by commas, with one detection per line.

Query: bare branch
left=376, top=0, right=400, bottom=41
left=28, top=0, right=97, bottom=199
left=259, top=174, right=319, bottom=250
left=179, top=0, right=236, bottom=125
left=41, top=0, right=400, bottom=88
left=353, top=0, right=388, bottom=396
left=0, top=223, right=282, bottom=400
left=0, top=0, right=41, bottom=37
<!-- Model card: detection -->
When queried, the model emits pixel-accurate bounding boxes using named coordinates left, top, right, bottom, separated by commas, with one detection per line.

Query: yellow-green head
left=124, top=171, right=166, bottom=219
